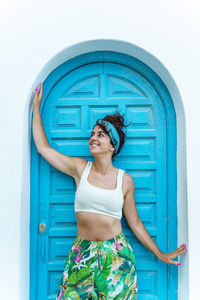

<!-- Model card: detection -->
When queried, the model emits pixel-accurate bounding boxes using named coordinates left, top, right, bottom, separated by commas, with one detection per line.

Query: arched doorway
left=30, top=48, right=181, bottom=300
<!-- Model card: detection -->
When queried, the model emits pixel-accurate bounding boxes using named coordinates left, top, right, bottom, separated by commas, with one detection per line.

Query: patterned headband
left=98, top=119, right=120, bottom=154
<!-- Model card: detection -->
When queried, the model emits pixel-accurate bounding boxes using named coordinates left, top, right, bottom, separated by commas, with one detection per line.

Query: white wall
left=0, top=0, right=199, bottom=299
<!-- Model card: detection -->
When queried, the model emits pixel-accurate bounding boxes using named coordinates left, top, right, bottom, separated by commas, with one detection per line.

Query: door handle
left=39, top=222, right=46, bottom=233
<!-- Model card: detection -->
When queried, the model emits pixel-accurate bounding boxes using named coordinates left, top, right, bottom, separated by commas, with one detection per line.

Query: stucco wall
left=0, top=0, right=199, bottom=299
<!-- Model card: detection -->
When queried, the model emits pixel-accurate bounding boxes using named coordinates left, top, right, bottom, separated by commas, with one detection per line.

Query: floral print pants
left=56, top=232, right=137, bottom=299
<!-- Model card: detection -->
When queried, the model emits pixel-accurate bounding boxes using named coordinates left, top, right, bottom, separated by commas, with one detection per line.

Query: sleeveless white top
left=74, top=161, right=125, bottom=219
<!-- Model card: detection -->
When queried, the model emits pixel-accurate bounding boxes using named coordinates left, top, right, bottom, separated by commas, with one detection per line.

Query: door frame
left=21, top=39, right=188, bottom=300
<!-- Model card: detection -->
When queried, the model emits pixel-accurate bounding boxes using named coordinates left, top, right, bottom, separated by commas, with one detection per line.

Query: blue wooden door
left=30, top=52, right=177, bottom=300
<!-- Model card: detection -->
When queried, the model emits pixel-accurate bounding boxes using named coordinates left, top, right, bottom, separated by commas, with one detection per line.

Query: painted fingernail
left=35, top=88, right=38, bottom=91
left=177, top=262, right=181, bottom=265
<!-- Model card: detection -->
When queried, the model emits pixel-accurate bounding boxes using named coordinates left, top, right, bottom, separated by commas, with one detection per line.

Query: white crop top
left=74, top=161, right=125, bottom=219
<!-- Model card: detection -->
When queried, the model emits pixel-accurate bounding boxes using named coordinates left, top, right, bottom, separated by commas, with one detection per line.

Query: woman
left=33, top=83, right=187, bottom=299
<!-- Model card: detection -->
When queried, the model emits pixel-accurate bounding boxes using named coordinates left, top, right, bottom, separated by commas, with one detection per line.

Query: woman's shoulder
left=122, top=171, right=135, bottom=195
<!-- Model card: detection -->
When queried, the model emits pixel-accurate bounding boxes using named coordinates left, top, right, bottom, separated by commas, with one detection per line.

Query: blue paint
left=30, top=51, right=177, bottom=299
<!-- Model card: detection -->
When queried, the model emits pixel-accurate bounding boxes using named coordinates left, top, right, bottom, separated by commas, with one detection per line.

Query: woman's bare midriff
left=76, top=211, right=122, bottom=241
left=73, top=159, right=125, bottom=241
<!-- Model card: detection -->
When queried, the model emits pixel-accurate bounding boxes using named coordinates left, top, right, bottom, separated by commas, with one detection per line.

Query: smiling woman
left=32, top=83, right=139, bottom=298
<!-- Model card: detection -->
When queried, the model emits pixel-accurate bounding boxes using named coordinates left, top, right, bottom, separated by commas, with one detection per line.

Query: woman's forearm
left=131, top=220, right=162, bottom=258
left=32, top=106, right=50, bottom=153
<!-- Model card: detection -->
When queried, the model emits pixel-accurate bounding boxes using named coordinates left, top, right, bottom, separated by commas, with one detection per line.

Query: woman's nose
left=91, top=135, right=97, bottom=140
left=91, top=138, right=97, bottom=143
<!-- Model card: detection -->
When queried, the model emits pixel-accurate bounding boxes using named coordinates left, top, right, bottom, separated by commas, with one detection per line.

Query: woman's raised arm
left=32, top=82, right=84, bottom=178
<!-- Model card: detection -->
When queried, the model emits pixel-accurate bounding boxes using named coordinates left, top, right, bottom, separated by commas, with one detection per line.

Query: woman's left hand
left=157, top=244, right=187, bottom=265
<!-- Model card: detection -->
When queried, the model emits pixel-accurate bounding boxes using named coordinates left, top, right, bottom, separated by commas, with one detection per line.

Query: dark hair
left=95, top=111, right=131, bottom=158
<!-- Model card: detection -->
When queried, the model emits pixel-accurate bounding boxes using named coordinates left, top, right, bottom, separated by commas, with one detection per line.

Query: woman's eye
left=90, top=132, right=105, bottom=138
left=91, top=133, right=104, bottom=137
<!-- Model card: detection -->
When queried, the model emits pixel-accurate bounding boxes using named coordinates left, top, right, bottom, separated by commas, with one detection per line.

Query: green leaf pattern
left=56, top=232, right=137, bottom=299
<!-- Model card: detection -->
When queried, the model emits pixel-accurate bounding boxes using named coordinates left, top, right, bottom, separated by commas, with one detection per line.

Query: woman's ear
left=109, top=143, right=115, bottom=153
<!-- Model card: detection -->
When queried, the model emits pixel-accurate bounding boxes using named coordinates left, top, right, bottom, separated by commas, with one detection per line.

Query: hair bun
left=103, top=111, right=130, bottom=133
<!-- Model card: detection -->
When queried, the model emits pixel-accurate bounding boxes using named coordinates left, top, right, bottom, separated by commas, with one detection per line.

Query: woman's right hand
left=33, top=82, right=43, bottom=109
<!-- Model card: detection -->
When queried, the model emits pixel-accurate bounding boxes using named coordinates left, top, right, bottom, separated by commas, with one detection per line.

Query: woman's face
left=89, top=125, right=115, bottom=155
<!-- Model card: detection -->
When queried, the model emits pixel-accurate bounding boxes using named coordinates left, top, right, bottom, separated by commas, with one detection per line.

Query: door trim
left=20, top=39, right=188, bottom=300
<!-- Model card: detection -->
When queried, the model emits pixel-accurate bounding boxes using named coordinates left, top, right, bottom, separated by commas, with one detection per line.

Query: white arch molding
left=20, top=39, right=189, bottom=300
